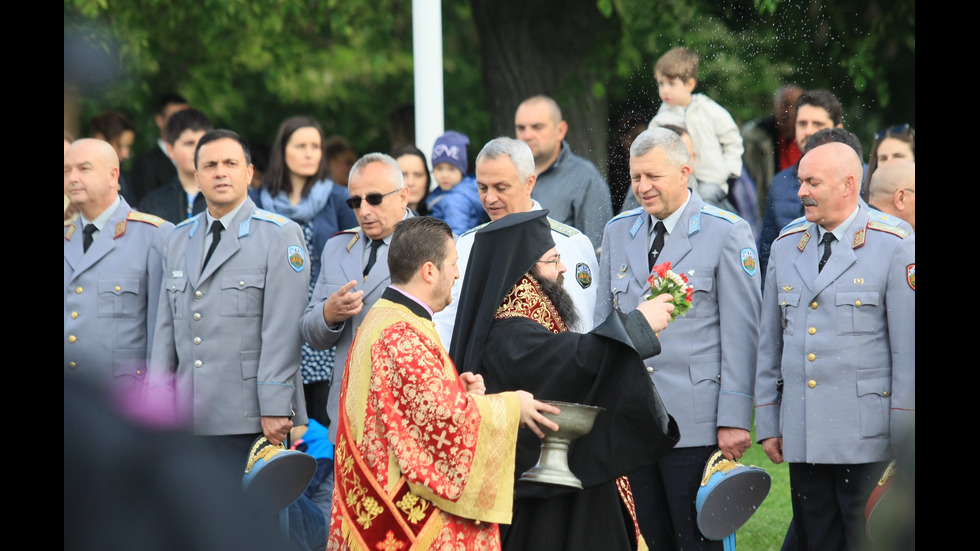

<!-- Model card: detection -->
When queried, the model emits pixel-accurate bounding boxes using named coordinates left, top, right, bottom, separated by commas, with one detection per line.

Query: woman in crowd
left=392, top=144, right=432, bottom=216
left=90, top=110, right=136, bottom=201
left=863, top=124, right=914, bottom=202
left=251, top=116, right=358, bottom=427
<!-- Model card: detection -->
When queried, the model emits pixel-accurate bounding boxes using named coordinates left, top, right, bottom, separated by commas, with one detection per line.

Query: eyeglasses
left=536, top=254, right=561, bottom=268
left=875, top=124, right=911, bottom=140
left=346, top=189, right=400, bottom=209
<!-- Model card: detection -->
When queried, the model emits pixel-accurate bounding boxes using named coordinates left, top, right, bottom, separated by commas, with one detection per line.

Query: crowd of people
left=66, top=43, right=914, bottom=551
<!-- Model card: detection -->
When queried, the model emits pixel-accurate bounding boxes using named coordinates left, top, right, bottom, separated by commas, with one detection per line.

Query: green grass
left=735, top=422, right=791, bottom=550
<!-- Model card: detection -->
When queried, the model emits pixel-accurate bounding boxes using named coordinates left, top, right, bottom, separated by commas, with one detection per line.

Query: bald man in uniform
left=65, top=139, right=173, bottom=395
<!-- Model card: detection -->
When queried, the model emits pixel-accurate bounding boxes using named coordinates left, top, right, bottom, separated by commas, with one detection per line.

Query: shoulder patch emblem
left=575, top=263, right=593, bottom=289
left=907, top=264, right=915, bottom=290
left=741, top=248, right=758, bottom=276
left=288, top=245, right=306, bottom=272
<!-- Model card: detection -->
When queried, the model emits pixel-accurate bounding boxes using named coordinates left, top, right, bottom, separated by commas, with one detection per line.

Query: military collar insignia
left=113, top=220, right=127, bottom=239
left=630, top=216, right=643, bottom=238
left=346, top=233, right=360, bottom=252
left=238, top=218, right=251, bottom=238
left=688, top=213, right=701, bottom=236
left=797, top=231, right=810, bottom=252
left=852, top=227, right=866, bottom=249
left=65, top=223, right=76, bottom=240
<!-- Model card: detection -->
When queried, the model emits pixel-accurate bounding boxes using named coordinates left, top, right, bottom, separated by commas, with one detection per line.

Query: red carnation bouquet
left=646, top=261, right=693, bottom=321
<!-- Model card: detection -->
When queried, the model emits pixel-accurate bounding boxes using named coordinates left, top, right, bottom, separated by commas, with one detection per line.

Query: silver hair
left=630, top=127, right=690, bottom=167
left=349, top=152, right=404, bottom=189
left=476, top=137, right=535, bottom=183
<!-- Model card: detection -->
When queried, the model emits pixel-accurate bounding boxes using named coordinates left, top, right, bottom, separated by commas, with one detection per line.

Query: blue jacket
left=758, top=165, right=800, bottom=280
left=426, top=175, right=488, bottom=235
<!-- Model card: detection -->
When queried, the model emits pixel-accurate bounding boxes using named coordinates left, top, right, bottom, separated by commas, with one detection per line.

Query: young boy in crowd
left=138, top=109, right=213, bottom=223
left=650, top=47, right=743, bottom=211
left=426, top=130, right=488, bottom=235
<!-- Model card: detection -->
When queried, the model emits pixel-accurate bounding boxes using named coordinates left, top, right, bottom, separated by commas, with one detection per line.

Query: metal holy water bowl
left=519, top=400, right=604, bottom=489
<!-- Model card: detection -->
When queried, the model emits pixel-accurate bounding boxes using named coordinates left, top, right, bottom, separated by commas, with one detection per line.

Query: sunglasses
left=346, top=189, right=400, bottom=209
left=875, top=123, right=911, bottom=140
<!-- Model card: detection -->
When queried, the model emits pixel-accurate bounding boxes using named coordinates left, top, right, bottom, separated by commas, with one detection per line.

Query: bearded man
left=449, top=210, right=680, bottom=551
left=326, top=216, right=560, bottom=551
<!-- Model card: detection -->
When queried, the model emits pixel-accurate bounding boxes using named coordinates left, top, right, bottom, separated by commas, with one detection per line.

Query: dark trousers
left=788, top=461, right=886, bottom=551
left=629, top=445, right=723, bottom=551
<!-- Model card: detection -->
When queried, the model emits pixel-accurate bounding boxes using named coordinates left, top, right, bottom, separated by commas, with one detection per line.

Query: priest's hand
left=717, top=427, right=751, bottom=460
left=637, top=293, right=675, bottom=332
left=514, top=390, right=560, bottom=439
left=323, top=280, right=365, bottom=326
left=262, top=416, right=294, bottom=446
left=460, top=372, right=486, bottom=395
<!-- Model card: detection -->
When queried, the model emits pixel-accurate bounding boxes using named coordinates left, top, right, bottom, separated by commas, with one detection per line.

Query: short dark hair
left=90, top=110, right=133, bottom=143
left=165, top=109, right=213, bottom=145
left=797, top=89, right=843, bottom=126
left=388, top=217, right=453, bottom=285
left=803, top=128, right=863, bottom=159
left=156, top=93, right=189, bottom=115
left=195, top=129, right=251, bottom=169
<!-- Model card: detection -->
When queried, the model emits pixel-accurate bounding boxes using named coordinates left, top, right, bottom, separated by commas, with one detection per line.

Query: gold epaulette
left=127, top=210, right=167, bottom=227
left=867, top=221, right=910, bottom=239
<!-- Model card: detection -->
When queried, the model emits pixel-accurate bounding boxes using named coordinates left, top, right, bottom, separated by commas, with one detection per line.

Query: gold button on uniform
left=239, top=280, right=245, bottom=287
left=71, top=312, right=78, bottom=319
left=883, top=391, right=889, bottom=397
left=808, top=327, right=816, bottom=335
left=808, top=380, right=817, bottom=388
left=75, top=286, right=83, bottom=294
left=194, top=337, right=202, bottom=345
left=193, top=313, right=201, bottom=321
left=69, top=362, right=77, bottom=368
left=646, top=366, right=654, bottom=374
left=855, top=300, right=862, bottom=307
left=194, top=360, right=203, bottom=368
left=68, top=335, right=77, bottom=343
left=115, top=285, right=121, bottom=292
left=810, top=301, right=818, bottom=309
left=195, top=291, right=203, bottom=298
left=807, top=353, right=815, bottom=361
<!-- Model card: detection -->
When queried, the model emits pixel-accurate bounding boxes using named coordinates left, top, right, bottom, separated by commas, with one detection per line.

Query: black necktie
left=364, top=239, right=383, bottom=277
left=203, top=221, right=224, bottom=269
left=648, top=221, right=667, bottom=271
left=82, top=224, right=97, bottom=253
left=818, top=232, right=836, bottom=272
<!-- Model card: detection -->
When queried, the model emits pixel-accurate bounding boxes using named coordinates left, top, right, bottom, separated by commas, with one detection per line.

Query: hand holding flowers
left=645, top=261, right=693, bottom=321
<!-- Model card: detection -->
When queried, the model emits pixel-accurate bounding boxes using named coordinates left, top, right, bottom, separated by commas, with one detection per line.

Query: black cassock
left=476, top=310, right=679, bottom=551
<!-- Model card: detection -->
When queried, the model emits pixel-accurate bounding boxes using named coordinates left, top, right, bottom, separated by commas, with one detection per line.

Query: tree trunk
left=470, top=0, right=616, bottom=173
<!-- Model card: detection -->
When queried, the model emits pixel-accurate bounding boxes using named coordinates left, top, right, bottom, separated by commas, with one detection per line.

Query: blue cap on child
left=432, top=130, right=470, bottom=175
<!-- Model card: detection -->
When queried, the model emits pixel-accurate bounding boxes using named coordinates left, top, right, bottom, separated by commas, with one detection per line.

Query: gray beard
left=532, top=268, right=581, bottom=330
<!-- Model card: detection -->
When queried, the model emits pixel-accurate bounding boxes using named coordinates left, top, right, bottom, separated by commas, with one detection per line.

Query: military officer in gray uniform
left=147, top=130, right=309, bottom=459
left=595, top=127, right=761, bottom=550
left=755, top=142, right=915, bottom=551
left=65, top=139, right=174, bottom=395
left=301, top=153, right=412, bottom=443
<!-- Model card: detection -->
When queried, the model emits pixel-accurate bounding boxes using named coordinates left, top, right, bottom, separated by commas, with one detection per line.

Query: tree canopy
left=64, top=0, right=914, bottom=171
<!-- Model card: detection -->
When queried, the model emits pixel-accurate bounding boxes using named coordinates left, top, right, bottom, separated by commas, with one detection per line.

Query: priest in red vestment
left=449, top=210, right=681, bottom=551
left=327, top=216, right=560, bottom=551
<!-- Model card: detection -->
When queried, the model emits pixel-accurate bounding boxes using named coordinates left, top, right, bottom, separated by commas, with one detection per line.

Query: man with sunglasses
left=301, top=152, right=412, bottom=446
